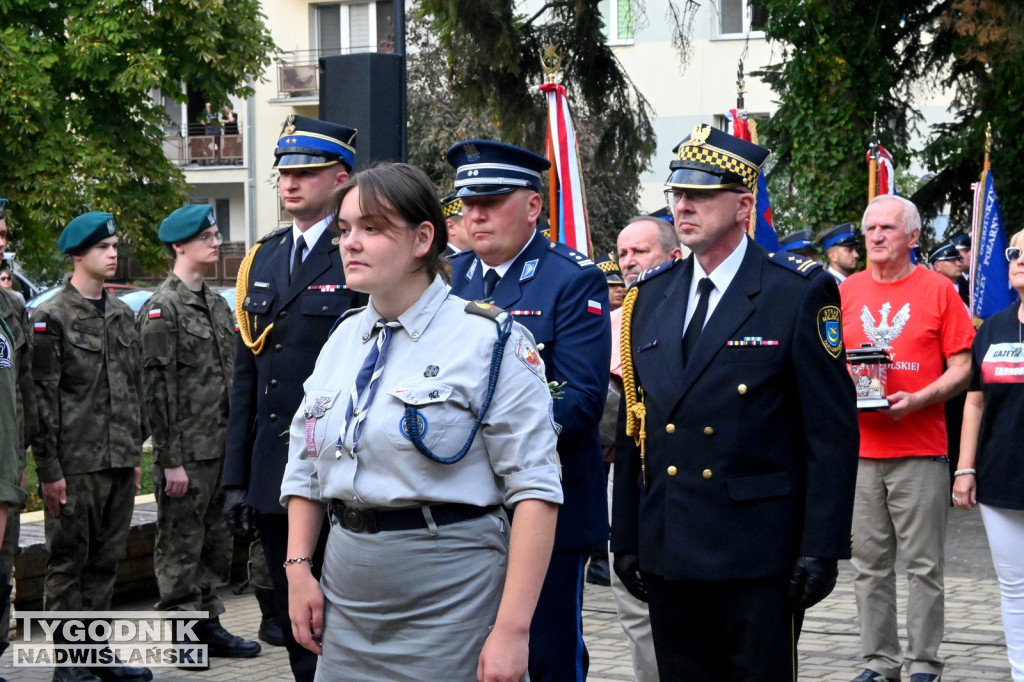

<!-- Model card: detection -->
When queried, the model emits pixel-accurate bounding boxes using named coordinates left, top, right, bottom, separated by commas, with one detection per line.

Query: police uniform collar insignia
left=284, top=114, right=296, bottom=135
left=521, top=259, right=539, bottom=281
left=687, top=124, right=712, bottom=147
left=424, top=365, right=439, bottom=378
left=331, top=236, right=340, bottom=245
left=466, top=259, right=478, bottom=281
left=817, top=306, right=844, bottom=358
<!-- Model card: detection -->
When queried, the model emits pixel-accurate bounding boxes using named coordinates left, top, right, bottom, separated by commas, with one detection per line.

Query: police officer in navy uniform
left=777, top=229, right=818, bottom=259
left=222, top=114, right=363, bottom=682
left=446, top=140, right=611, bottom=682
left=818, top=222, right=860, bottom=284
left=612, top=124, right=859, bottom=681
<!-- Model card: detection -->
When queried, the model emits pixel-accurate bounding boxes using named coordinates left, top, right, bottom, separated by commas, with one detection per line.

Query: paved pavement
left=1, top=507, right=1010, bottom=681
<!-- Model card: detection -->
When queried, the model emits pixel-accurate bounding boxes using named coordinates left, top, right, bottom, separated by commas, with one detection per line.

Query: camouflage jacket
left=0, top=286, right=37, bottom=463
left=137, top=275, right=235, bottom=468
left=0, top=317, right=27, bottom=508
left=31, top=283, right=146, bottom=482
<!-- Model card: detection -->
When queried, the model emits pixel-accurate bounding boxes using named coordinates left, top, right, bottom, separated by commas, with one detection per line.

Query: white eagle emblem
left=861, top=302, right=910, bottom=349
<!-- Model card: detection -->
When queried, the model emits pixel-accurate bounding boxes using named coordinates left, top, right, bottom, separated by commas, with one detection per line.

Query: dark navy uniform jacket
left=223, top=225, right=364, bottom=514
left=450, top=230, right=611, bottom=550
left=611, top=238, right=859, bottom=580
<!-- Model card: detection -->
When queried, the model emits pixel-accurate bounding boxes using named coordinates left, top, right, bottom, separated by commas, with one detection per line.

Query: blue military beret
left=274, top=114, right=357, bottom=170
left=818, top=222, right=858, bottom=249
left=446, top=140, right=551, bottom=197
left=0, top=199, right=7, bottom=221
left=929, top=242, right=961, bottom=265
left=778, top=230, right=816, bottom=254
left=58, top=212, right=117, bottom=254
left=667, top=123, right=770, bottom=192
left=159, top=205, right=217, bottom=244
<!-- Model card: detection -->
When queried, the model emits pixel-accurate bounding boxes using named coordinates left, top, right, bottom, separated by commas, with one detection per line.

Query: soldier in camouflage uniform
left=0, top=199, right=35, bottom=658
left=31, top=212, right=151, bottom=682
left=137, top=205, right=259, bottom=660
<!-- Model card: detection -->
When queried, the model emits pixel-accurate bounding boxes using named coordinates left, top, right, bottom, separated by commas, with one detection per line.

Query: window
left=718, top=0, right=766, bottom=37
left=600, top=0, right=634, bottom=44
left=316, top=1, right=395, bottom=55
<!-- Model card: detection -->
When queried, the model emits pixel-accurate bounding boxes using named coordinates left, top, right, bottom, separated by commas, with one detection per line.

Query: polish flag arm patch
left=148, top=309, right=162, bottom=319
left=587, top=299, right=602, bottom=315
left=33, top=322, right=47, bottom=333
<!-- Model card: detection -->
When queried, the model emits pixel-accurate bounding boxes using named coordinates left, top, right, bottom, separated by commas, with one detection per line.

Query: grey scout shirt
left=281, top=276, right=563, bottom=511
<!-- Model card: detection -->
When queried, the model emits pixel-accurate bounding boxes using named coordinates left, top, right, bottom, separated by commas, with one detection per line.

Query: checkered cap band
left=674, top=144, right=760, bottom=192
left=442, top=198, right=462, bottom=218
left=597, top=260, right=619, bottom=275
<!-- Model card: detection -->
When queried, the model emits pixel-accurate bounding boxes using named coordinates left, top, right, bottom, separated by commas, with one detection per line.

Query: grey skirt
left=315, top=508, right=510, bottom=682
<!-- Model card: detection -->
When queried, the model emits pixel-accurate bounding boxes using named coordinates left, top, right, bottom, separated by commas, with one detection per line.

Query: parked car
left=26, top=283, right=142, bottom=314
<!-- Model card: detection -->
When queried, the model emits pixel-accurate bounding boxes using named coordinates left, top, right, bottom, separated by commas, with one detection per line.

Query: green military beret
left=159, top=205, right=216, bottom=244
left=58, top=211, right=117, bottom=254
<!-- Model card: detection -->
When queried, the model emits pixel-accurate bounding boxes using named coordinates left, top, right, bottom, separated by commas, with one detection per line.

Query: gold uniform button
left=667, top=466, right=678, bottom=476
left=665, top=424, right=676, bottom=434
left=702, top=469, right=713, bottom=479
left=738, top=384, right=748, bottom=395
left=703, top=426, right=714, bottom=436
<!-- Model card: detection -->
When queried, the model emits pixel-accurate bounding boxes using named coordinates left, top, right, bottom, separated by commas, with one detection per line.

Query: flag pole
left=984, top=122, right=992, bottom=171
left=541, top=44, right=561, bottom=244
left=867, top=113, right=879, bottom=203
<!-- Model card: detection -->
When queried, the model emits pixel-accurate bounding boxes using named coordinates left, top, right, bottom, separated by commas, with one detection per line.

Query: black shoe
left=52, top=668, right=101, bottom=682
left=852, top=670, right=900, bottom=682
left=196, top=618, right=261, bottom=658
left=586, top=559, right=611, bottom=586
left=258, top=616, right=286, bottom=647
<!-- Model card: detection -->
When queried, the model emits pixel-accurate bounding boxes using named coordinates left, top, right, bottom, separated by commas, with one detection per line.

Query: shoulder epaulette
left=257, top=226, right=291, bottom=244
left=766, top=251, right=822, bottom=277
left=464, top=300, right=507, bottom=322
left=547, top=241, right=596, bottom=268
left=449, top=248, right=475, bottom=263
left=634, top=258, right=681, bottom=286
left=328, top=305, right=366, bottom=336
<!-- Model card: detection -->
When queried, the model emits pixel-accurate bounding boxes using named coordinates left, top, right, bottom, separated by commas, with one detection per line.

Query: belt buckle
left=341, top=506, right=378, bottom=533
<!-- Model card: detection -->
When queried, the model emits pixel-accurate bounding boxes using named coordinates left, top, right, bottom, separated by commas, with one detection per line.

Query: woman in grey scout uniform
left=281, top=163, right=563, bottom=682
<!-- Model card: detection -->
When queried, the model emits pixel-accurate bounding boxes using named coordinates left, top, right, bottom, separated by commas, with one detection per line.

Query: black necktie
left=483, top=269, right=501, bottom=299
left=682, top=277, right=714, bottom=364
left=290, top=236, right=306, bottom=283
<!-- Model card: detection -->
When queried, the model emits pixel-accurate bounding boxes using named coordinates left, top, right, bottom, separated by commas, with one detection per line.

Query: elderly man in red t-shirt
left=840, top=195, right=976, bottom=682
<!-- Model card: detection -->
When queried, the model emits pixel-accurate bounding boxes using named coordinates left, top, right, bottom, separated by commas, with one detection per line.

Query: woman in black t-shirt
left=954, top=229, right=1024, bottom=681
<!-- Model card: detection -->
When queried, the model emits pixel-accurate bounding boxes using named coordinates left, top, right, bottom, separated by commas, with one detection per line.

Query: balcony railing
left=164, top=124, right=243, bottom=167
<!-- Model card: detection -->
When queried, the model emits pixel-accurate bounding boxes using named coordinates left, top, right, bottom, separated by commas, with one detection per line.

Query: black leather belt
left=327, top=500, right=498, bottom=534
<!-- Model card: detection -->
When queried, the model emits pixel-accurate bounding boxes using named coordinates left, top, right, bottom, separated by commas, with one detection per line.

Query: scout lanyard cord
left=402, top=314, right=514, bottom=465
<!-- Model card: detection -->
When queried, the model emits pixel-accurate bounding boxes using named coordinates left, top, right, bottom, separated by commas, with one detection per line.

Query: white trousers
left=980, top=504, right=1024, bottom=682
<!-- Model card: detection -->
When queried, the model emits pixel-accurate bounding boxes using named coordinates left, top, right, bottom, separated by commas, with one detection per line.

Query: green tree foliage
left=412, top=0, right=656, bottom=253
left=0, top=0, right=274, bottom=282
left=753, top=1, right=943, bottom=238
left=921, top=1, right=1024, bottom=235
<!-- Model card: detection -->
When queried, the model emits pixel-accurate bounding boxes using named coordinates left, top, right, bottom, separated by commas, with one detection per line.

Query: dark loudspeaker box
left=319, top=53, right=404, bottom=169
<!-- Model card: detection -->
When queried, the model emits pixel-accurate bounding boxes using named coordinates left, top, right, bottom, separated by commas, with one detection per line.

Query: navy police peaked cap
left=274, top=114, right=357, bottom=170
left=951, top=233, right=971, bottom=250
left=778, top=230, right=816, bottom=255
left=929, top=242, right=961, bottom=265
left=59, top=211, right=117, bottom=254
left=818, top=222, right=858, bottom=249
left=159, top=205, right=217, bottom=244
left=595, top=253, right=624, bottom=285
left=446, top=140, right=551, bottom=197
left=667, top=123, right=770, bottom=192
left=648, top=206, right=674, bottom=225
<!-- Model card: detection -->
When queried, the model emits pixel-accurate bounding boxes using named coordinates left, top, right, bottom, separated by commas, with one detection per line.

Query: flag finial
left=540, top=44, right=561, bottom=84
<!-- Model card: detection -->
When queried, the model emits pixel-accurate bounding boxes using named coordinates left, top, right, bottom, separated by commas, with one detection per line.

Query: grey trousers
left=316, top=508, right=510, bottom=682
left=851, top=457, right=948, bottom=678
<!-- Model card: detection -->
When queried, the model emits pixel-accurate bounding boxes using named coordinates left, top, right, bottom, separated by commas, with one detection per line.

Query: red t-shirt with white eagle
left=840, top=266, right=976, bottom=458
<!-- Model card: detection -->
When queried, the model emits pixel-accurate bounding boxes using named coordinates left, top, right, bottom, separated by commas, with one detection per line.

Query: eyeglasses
left=1006, top=247, right=1023, bottom=262
left=0, top=276, right=10, bottom=282
left=664, top=187, right=745, bottom=208
left=193, top=231, right=223, bottom=244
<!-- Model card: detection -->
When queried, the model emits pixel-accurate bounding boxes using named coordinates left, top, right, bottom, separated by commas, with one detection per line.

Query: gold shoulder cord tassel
left=620, top=286, right=648, bottom=489
left=235, top=242, right=274, bottom=355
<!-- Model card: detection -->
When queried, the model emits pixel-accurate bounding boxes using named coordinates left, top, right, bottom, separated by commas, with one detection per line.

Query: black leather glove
left=223, top=489, right=258, bottom=542
left=787, top=555, right=838, bottom=610
left=613, top=552, right=648, bottom=603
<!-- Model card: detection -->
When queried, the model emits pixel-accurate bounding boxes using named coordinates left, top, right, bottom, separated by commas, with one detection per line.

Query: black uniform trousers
left=643, top=572, right=797, bottom=682
left=257, top=512, right=328, bottom=682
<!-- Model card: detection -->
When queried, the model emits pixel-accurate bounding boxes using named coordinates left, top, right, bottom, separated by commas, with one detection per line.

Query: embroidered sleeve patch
left=148, top=309, right=162, bottom=319
left=33, top=322, right=47, bottom=333
left=817, top=306, right=843, bottom=358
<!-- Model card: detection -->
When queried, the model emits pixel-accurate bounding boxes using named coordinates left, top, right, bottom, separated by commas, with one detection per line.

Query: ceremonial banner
left=970, top=170, right=1015, bottom=320
left=539, top=82, right=592, bottom=258
left=727, top=110, right=778, bottom=250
